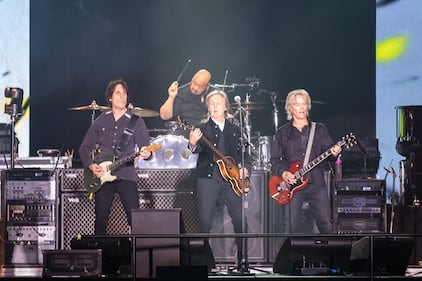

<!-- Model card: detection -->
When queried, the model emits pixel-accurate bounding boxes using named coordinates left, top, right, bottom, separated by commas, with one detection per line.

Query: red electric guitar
left=268, top=133, right=356, bottom=205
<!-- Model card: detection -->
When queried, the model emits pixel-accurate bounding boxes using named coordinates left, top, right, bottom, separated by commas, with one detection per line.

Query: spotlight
left=4, top=87, right=24, bottom=116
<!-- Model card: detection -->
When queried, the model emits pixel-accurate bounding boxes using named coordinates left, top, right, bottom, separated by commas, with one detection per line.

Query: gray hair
left=203, top=89, right=234, bottom=122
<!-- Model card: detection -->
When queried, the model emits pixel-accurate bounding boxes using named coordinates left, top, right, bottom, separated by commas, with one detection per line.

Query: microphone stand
left=232, top=101, right=269, bottom=276
left=234, top=102, right=250, bottom=274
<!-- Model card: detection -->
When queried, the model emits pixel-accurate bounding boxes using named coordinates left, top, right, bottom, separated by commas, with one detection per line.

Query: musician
left=79, top=79, right=152, bottom=234
left=270, top=89, right=341, bottom=233
left=188, top=89, right=252, bottom=269
left=160, top=69, right=215, bottom=128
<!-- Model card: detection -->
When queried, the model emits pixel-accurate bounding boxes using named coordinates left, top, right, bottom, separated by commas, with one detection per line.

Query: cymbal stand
left=244, top=93, right=252, bottom=155
left=270, top=93, right=279, bottom=133
left=90, top=100, right=98, bottom=124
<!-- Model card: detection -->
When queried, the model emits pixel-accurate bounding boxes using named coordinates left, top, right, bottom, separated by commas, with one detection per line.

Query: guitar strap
left=113, top=114, right=139, bottom=159
left=303, top=121, right=316, bottom=166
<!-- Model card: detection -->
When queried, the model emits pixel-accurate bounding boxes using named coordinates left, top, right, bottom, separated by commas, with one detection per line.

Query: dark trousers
left=196, top=176, right=247, bottom=263
left=94, top=179, right=139, bottom=235
left=286, top=182, right=332, bottom=234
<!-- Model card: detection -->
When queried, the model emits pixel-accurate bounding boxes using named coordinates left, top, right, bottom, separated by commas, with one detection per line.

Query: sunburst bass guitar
left=268, top=133, right=356, bottom=205
left=178, top=116, right=250, bottom=196
left=84, top=144, right=162, bottom=194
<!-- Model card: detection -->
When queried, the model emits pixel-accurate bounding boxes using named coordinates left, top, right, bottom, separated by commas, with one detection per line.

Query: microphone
left=234, top=96, right=241, bottom=106
left=257, top=89, right=276, bottom=96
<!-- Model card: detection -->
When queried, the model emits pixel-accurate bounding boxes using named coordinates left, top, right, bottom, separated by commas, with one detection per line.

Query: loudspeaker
left=131, top=209, right=182, bottom=278
left=393, top=206, right=422, bottom=264
left=60, top=193, right=129, bottom=250
left=42, top=249, right=102, bottom=277
left=273, top=236, right=353, bottom=275
left=136, top=169, right=197, bottom=192
left=138, top=192, right=199, bottom=233
left=180, top=238, right=215, bottom=272
left=70, top=236, right=131, bottom=275
left=349, top=236, right=414, bottom=276
left=61, top=191, right=199, bottom=249
left=209, top=171, right=268, bottom=263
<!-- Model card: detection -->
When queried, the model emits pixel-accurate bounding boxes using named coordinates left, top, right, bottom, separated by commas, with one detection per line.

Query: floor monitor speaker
left=131, top=209, right=182, bottom=278
left=349, top=236, right=414, bottom=276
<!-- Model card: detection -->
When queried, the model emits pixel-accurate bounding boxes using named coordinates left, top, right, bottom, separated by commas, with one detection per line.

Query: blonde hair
left=284, top=89, right=312, bottom=120
left=202, top=89, right=234, bottom=122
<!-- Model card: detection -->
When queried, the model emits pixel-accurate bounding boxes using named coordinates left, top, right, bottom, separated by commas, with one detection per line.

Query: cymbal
left=130, top=106, right=159, bottom=117
left=230, top=101, right=267, bottom=111
left=68, top=101, right=109, bottom=111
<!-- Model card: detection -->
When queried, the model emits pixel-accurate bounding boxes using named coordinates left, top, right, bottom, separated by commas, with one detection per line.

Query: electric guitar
left=268, top=133, right=356, bottom=205
left=84, top=144, right=162, bottom=194
left=178, top=116, right=250, bottom=196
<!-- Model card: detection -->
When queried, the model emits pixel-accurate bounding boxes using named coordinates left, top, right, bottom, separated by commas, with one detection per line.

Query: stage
left=2, top=264, right=422, bottom=280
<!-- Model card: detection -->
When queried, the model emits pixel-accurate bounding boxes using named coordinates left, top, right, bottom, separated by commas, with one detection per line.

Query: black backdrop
left=30, top=0, right=375, bottom=158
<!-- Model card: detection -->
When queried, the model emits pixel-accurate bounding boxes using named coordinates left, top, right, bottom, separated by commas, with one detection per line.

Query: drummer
left=159, top=69, right=216, bottom=135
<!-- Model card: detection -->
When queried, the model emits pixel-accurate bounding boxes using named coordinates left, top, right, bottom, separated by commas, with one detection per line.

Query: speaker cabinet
left=60, top=193, right=129, bottom=250
left=393, top=206, right=422, bottom=264
left=132, top=209, right=182, bottom=278
left=208, top=171, right=268, bottom=263
left=42, top=249, right=102, bottom=277
left=350, top=236, right=414, bottom=276
left=273, top=236, right=353, bottom=275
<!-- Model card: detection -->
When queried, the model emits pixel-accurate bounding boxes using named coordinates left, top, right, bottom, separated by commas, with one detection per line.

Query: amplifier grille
left=61, top=169, right=197, bottom=192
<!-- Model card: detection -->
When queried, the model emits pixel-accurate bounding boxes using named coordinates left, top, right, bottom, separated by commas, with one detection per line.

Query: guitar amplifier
left=333, top=179, right=386, bottom=233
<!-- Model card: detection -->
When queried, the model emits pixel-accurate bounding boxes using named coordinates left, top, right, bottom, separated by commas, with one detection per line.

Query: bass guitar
left=84, top=144, right=162, bottom=194
left=178, top=116, right=250, bottom=196
left=268, top=133, right=356, bottom=205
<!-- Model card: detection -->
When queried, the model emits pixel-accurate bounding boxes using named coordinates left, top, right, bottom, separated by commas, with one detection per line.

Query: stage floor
left=2, top=263, right=422, bottom=280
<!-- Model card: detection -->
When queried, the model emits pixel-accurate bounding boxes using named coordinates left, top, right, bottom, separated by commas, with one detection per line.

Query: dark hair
left=104, top=79, right=129, bottom=106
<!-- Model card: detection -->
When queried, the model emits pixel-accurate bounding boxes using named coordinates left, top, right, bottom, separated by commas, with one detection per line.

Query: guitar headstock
left=341, top=133, right=357, bottom=149
left=177, top=116, right=194, bottom=130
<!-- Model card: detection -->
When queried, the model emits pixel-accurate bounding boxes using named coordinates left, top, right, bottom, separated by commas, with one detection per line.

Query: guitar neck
left=109, top=151, right=139, bottom=172
left=200, top=135, right=231, bottom=165
left=299, top=140, right=344, bottom=177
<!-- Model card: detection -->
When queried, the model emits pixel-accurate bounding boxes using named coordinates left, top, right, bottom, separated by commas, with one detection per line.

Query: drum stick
left=176, top=58, right=191, bottom=83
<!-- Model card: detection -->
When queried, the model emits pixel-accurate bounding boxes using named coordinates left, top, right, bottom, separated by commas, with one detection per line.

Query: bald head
left=190, top=69, right=211, bottom=95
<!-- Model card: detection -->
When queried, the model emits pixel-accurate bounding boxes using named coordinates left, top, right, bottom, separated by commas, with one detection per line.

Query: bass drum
left=136, top=134, right=198, bottom=169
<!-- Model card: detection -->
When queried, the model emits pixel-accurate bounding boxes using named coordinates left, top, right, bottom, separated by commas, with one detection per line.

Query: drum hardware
left=164, top=121, right=180, bottom=133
